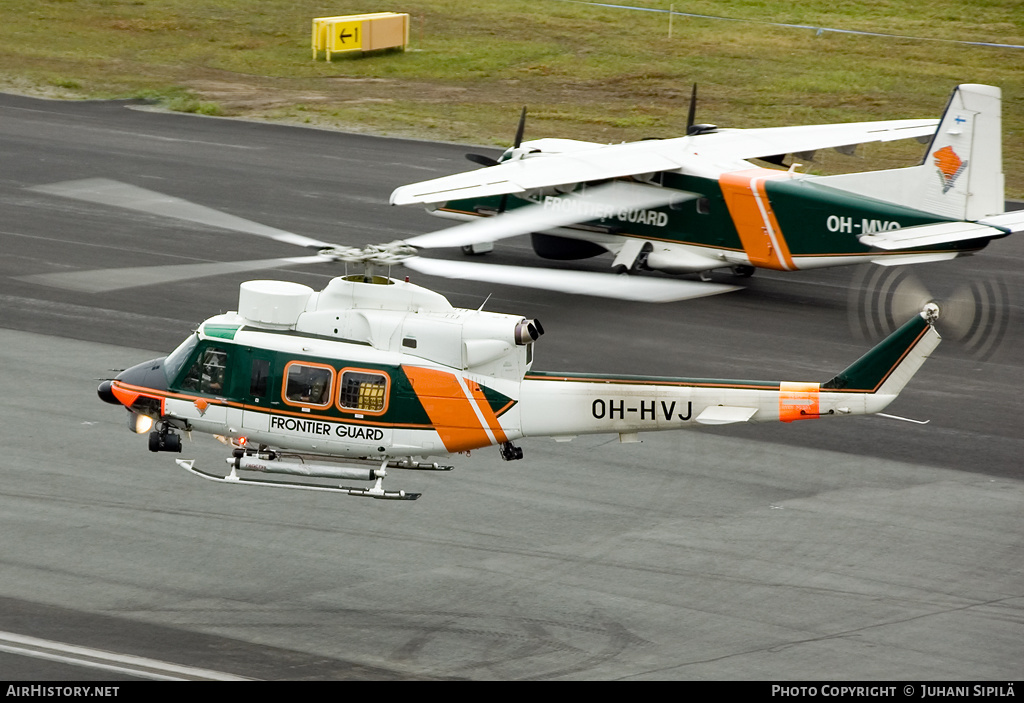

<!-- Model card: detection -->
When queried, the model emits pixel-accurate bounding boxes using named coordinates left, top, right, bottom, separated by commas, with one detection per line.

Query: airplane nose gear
left=499, top=441, right=524, bottom=461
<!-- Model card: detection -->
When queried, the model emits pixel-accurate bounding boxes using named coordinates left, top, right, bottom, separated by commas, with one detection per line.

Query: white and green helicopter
left=97, top=265, right=942, bottom=500
left=390, top=84, right=1023, bottom=292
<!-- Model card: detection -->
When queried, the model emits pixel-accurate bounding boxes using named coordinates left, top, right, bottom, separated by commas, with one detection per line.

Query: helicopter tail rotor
left=848, top=265, right=1011, bottom=361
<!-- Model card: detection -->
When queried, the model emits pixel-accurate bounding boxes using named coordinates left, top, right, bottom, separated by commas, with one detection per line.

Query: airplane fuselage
left=432, top=166, right=981, bottom=275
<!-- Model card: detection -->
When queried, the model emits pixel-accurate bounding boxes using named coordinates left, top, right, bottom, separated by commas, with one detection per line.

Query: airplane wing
left=390, top=138, right=685, bottom=205
left=390, top=119, right=939, bottom=205
left=859, top=210, right=1024, bottom=250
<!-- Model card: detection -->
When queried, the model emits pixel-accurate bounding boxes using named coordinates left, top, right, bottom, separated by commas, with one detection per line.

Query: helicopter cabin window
left=283, top=362, right=334, bottom=408
left=338, top=370, right=389, bottom=415
left=180, top=346, right=229, bottom=395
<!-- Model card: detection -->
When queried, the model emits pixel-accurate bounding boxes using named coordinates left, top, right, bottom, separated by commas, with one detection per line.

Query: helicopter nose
left=97, top=380, right=119, bottom=405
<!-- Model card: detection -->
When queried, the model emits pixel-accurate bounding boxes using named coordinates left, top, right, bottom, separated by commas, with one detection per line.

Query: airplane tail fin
left=919, top=84, right=1004, bottom=220
left=816, top=84, right=1005, bottom=220
left=822, top=308, right=941, bottom=397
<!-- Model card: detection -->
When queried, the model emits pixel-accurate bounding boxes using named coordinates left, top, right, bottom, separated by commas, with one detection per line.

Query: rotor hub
left=318, top=242, right=418, bottom=266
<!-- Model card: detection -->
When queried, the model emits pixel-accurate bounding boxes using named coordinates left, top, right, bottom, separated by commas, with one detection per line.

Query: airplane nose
left=97, top=380, right=119, bottom=405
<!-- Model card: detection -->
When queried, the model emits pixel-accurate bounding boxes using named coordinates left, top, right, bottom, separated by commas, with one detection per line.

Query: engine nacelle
left=530, top=232, right=606, bottom=260
left=644, top=246, right=724, bottom=274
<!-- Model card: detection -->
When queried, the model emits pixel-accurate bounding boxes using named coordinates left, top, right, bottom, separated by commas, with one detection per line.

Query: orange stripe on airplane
left=719, top=168, right=795, bottom=271
left=404, top=366, right=492, bottom=452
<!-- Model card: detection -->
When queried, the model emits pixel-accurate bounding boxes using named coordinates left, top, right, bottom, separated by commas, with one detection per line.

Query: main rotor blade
left=405, top=181, right=693, bottom=250
left=18, top=255, right=333, bottom=293
left=403, top=258, right=739, bottom=303
left=30, top=179, right=334, bottom=249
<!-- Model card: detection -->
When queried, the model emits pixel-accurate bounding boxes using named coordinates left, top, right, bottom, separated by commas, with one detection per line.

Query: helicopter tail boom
left=516, top=309, right=940, bottom=438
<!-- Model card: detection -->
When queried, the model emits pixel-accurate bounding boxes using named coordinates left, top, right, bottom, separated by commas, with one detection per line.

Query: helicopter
left=97, top=271, right=942, bottom=500
left=390, top=84, right=1024, bottom=289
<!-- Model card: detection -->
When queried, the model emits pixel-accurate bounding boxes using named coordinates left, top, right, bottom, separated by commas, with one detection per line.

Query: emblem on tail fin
left=933, top=145, right=968, bottom=194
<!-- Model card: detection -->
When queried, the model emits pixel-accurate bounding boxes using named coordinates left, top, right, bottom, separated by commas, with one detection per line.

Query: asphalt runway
left=0, top=93, right=1021, bottom=681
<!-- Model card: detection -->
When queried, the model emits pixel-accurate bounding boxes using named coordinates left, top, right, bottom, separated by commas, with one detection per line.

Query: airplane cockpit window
left=339, top=370, right=388, bottom=413
left=181, top=346, right=230, bottom=395
left=283, top=362, right=334, bottom=407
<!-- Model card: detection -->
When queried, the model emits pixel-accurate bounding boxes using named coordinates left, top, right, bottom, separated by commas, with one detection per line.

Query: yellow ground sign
left=330, top=20, right=363, bottom=52
left=312, top=13, right=408, bottom=60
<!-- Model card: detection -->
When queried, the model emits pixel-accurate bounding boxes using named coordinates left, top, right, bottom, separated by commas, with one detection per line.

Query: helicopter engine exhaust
left=514, top=318, right=544, bottom=345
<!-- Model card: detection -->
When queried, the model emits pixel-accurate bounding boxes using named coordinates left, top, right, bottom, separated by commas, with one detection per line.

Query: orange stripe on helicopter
left=779, top=381, right=820, bottom=423
left=110, top=381, right=165, bottom=415
left=469, top=385, right=509, bottom=445
left=719, top=168, right=795, bottom=271
left=404, top=366, right=493, bottom=452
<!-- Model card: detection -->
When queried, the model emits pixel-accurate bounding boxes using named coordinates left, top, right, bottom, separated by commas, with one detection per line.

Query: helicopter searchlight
left=99, top=274, right=941, bottom=500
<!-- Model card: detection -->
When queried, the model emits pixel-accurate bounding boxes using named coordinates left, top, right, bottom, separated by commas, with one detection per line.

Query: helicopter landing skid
left=175, top=459, right=421, bottom=500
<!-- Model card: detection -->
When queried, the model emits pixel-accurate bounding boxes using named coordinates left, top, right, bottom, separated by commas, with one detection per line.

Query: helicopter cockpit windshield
left=163, top=334, right=199, bottom=386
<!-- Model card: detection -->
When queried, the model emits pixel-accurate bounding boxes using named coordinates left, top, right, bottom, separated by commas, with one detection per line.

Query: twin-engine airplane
left=390, top=84, right=1024, bottom=293
left=98, top=273, right=941, bottom=500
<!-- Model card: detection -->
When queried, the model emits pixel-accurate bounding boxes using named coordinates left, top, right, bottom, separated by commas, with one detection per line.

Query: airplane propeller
left=685, top=83, right=698, bottom=135
left=464, top=106, right=534, bottom=217
left=23, top=177, right=739, bottom=303
left=848, top=265, right=1011, bottom=361
left=465, top=152, right=501, bottom=168
left=465, top=106, right=530, bottom=169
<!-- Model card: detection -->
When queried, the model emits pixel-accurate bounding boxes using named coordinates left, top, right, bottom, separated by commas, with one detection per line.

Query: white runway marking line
left=0, top=630, right=253, bottom=681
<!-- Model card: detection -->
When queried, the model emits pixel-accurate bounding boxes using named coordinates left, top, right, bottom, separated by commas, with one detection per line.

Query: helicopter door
left=242, top=350, right=276, bottom=433
left=169, top=343, right=233, bottom=428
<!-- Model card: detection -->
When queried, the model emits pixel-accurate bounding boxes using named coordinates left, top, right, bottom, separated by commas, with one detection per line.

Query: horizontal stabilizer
left=859, top=220, right=1011, bottom=251
left=694, top=405, right=758, bottom=425
left=978, top=209, right=1024, bottom=233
